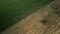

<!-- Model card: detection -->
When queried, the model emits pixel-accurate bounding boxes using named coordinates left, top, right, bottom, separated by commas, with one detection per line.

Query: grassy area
left=0, top=0, right=53, bottom=33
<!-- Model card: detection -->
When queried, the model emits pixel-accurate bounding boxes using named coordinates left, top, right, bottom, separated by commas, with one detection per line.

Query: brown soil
left=1, top=1, right=60, bottom=34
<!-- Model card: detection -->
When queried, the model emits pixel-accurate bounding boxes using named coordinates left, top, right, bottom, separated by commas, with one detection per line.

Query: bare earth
left=1, top=1, right=60, bottom=34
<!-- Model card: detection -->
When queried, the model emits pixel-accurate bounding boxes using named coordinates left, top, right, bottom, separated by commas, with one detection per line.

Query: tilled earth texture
left=1, top=1, right=60, bottom=34
left=0, top=0, right=53, bottom=33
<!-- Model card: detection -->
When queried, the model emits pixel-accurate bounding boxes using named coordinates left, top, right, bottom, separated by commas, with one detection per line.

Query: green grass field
left=0, top=0, right=53, bottom=33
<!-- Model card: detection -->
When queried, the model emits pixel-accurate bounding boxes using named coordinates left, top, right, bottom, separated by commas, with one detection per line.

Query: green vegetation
left=0, top=0, right=54, bottom=33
